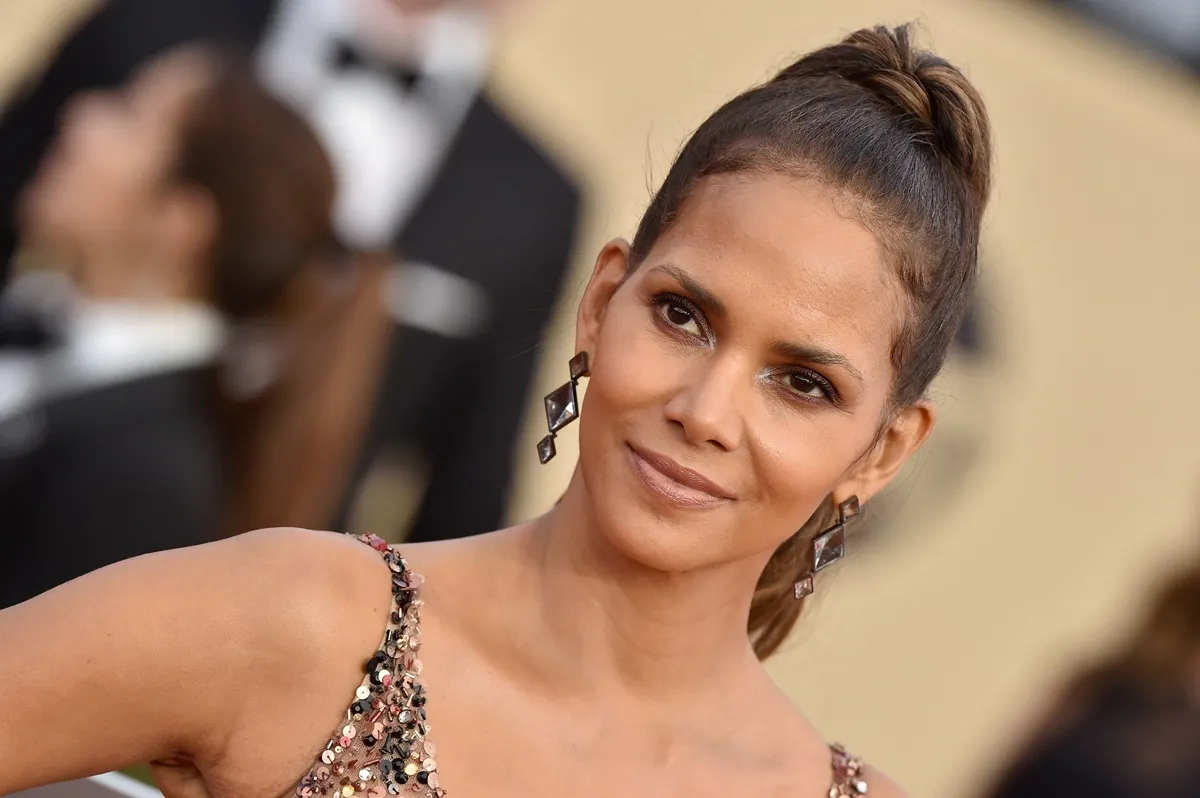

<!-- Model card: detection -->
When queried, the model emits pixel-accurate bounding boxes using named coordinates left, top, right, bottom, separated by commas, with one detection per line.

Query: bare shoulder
left=218, top=527, right=397, bottom=649
left=0, top=527, right=394, bottom=791
left=751, top=680, right=909, bottom=798
left=857, top=765, right=908, bottom=798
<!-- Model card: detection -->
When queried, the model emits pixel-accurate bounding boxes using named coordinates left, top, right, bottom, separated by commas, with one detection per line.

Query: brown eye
left=786, top=372, right=828, bottom=399
left=666, top=304, right=692, bottom=326
left=658, top=299, right=704, bottom=337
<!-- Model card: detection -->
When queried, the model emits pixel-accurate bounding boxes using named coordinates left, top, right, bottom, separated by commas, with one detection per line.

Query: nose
left=663, top=354, right=746, bottom=452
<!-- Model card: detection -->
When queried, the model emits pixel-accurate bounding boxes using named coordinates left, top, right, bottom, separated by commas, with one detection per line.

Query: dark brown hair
left=628, top=24, right=992, bottom=658
left=173, top=54, right=337, bottom=319
left=165, top=52, right=353, bottom=536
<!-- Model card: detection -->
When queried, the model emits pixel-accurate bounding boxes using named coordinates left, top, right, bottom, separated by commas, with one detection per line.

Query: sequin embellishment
left=829, top=743, right=869, bottom=797
left=293, top=535, right=443, bottom=797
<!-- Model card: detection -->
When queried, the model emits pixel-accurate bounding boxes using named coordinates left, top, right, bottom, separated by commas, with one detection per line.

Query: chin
left=578, top=439, right=739, bottom=575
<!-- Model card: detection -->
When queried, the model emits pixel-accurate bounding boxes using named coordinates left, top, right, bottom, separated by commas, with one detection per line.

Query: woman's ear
left=836, top=402, right=936, bottom=507
left=574, top=238, right=632, bottom=357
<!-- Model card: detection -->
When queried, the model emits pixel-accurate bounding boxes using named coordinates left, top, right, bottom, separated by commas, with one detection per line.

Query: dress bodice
left=290, top=534, right=871, bottom=797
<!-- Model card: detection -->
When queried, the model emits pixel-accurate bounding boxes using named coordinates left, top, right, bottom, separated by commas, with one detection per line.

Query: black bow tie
left=332, top=41, right=421, bottom=91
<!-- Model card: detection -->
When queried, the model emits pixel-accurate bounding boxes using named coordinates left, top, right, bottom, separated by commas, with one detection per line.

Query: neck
left=501, top=469, right=768, bottom=705
left=72, top=247, right=205, bottom=307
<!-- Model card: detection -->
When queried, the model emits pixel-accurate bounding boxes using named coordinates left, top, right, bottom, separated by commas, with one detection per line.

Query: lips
left=626, top=443, right=735, bottom=510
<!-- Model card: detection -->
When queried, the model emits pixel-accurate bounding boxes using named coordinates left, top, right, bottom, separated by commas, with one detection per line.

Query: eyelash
left=652, top=292, right=711, bottom=342
left=649, top=291, right=841, bottom=406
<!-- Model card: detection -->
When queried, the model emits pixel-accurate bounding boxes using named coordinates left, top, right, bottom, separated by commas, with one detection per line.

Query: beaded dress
left=289, top=535, right=872, bottom=798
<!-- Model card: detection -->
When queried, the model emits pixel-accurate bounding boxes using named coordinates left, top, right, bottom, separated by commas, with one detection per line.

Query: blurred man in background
left=256, top=0, right=582, bottom=542
left=0, top=0, right=582, bottom=544
left=0, top=48, right=338, bottom=608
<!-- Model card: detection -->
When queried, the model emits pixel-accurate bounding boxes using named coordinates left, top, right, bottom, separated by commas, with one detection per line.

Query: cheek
left=576, top=295, right=682, bottom=497
left=69, top=157, right=158, bottom=237
left=579, top=291, right=706, bottom=458
left=751, top=425, right=857, bottom=527
left=590, top=299, right=678, bottom=411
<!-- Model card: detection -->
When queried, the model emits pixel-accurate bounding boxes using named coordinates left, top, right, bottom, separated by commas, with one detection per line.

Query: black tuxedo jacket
left=0, top=366, right=222, bottom=608
left=0, top=0, right=581, bottom=543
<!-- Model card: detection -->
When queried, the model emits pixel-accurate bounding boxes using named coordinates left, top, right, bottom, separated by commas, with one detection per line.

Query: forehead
left=644, top=173, right=905, bottom=381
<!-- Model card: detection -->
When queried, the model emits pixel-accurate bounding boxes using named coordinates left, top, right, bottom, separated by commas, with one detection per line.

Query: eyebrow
left=651, top=264, right=727, bottom=318
left=650, top=263, right=867, bottom=390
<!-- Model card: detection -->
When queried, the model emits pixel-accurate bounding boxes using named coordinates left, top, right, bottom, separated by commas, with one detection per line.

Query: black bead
left=363, top=735, right=377, bottom=747
left=396, top=774, right=408, bottom=785
left=416, top=772, right=429, bottom=785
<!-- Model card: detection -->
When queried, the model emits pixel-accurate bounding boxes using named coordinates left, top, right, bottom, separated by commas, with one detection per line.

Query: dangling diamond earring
left=794, top=496, right=860, bottom=599
left=537, top=351, right=590, bottom=464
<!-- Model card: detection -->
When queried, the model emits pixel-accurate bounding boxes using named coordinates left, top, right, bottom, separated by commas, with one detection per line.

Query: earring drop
left=537, top=351, right=590, bottom=464
left=794, top=496, right=860, bottom=599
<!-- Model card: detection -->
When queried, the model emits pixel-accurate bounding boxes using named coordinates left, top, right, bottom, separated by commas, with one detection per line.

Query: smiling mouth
left=626, top=444, right=734, bottom=510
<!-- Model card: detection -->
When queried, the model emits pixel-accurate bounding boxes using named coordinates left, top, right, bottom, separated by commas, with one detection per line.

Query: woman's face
left=19, top=52, right=212, bottom=286
left=575, top=173, right=930, bottom=574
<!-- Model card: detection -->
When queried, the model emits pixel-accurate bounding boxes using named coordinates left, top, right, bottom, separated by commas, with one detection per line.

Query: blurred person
left=0, top=0, right=583, bottom=544
left=257, top=0, right=583, bottom=543
left=0, top=0, right=278, bottom=285
left=985, top=533, right=1200, bottom=797
left=0, top=24, right=988, bottom=798
left=221, top=252, right=395, bottom=537
left=0, top=47, right=338, bottom=609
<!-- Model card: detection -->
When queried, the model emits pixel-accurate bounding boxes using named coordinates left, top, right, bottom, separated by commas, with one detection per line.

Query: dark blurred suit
left=988, top=681, right=1200, bottom=798
left=0, top=367, right=221, bottom=608
left=343, top=93, right=579, bottom=541
left=0, top=0, right=580, bottom=544
left=0, top=297, right=225, bottom=608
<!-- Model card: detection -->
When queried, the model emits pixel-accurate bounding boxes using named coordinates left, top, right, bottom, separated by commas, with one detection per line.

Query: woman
left=0, top=24, right=992, bottom=797
left=0, top=46, right=343, bottom=607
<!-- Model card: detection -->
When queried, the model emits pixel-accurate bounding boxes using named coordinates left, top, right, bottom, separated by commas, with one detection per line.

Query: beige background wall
left=3, top=1, right=1199, bottom=794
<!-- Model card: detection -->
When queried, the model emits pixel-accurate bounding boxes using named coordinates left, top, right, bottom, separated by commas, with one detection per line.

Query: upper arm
left=0, top=527, right=383, bottom=794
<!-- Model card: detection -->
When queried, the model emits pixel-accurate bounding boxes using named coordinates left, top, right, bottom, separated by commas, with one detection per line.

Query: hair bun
left=772, top=23, right=992, bottom=207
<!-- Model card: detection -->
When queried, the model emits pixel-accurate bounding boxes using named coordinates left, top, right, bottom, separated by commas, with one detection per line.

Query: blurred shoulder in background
left=985, top=524, right=1200, bottom=798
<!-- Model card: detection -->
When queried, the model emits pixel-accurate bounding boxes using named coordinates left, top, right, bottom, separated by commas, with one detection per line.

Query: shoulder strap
left=829, top=743, right=868, bottom=797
